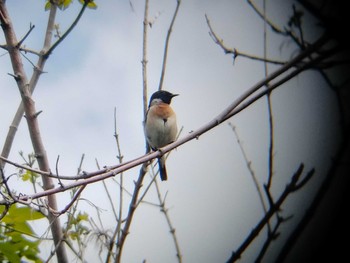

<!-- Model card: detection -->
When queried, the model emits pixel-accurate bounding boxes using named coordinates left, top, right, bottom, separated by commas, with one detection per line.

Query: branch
left=0, top=166, right=16, bottom=205
left=255, top=214, right=291, bottom=262
left=115, top=164, right=148, bottom=263
left=0, top=3, right=68, bottom=262
left=226, top=164, right=314, bottom=262
left=246, top=0, right=286, bottom=35
left=0, top=4, right=59, bottom=168
left=54, top=185, right=86, bottom=216
left=261, top=1, right=279, bottom=245
left=1, top=0, right=89, bottom=170
left=0, top=33, right=333, bottom=205
left=224, top=44, right=339, bottom=122
left=275, top=63, right=350, bottom=261
left=141, top=0, right=149, bottom=119
left=246, top=0, right=302, bottom=46
left=45, top=1, right=88, bottom=57
left=115, top=2, right=151, bottom=260
left=158, top=0, right=181, bottom=90
left=228, top=123, right=268, bottom=215
left=16, top=23, right=35, bottom=48
left=154, top=181, right=183, bottom=262
left=106, top=109, right=125, bottom=262
left=205, top=14, right=287, bottom=65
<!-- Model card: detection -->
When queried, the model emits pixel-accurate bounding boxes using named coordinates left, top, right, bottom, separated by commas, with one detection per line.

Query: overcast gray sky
left=0, top=0, right=341, bottom=262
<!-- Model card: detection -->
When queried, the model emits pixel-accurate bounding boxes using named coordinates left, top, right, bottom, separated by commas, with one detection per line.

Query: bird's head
left=149, top=90, right=178, bottom=106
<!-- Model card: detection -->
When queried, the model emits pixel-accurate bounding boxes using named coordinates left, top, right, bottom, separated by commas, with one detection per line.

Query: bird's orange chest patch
left=152, top=103, right=174, bottom=119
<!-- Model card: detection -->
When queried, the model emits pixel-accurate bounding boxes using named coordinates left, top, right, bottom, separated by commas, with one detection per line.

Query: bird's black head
left=149, top=90, right=178, bottom=105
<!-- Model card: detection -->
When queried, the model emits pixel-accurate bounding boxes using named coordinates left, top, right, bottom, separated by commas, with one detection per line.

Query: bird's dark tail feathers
left=158, top=157, right=167, bottom=181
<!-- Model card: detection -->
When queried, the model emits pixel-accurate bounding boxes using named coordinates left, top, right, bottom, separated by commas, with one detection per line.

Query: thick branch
left=1, top=1, right=88, bottom=170
left=0, top=3, right=68, bottom=262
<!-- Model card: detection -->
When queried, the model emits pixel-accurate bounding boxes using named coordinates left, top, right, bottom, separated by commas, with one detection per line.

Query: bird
left=144, top=90, right=178, bottom=181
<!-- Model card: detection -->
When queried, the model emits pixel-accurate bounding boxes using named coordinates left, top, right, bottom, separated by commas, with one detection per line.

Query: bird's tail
left=158, top=157, right=167, bottom=181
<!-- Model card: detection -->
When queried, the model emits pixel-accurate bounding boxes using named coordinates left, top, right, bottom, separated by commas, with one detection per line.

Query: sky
left=0, top=0, right=342, bottom=262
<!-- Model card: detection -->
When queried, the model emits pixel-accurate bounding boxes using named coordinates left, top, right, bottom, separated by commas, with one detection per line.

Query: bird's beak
left=172, top=94, right=179, bottom=98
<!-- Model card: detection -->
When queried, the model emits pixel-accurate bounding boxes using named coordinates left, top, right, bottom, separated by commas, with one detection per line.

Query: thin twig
left=141, top=0, right=149, bottom=120
left=16, top=23, right=35, bottom=48
left=246, top=0, right=286, bottom=35
left=228, top=123, right=268, bottom=216
left=0, top=166, right=16, bottom=204
left=45, top=2, right=88, bottom=57
left=153, top=177, right=182, bottom=262
left=56, top=185, right=86, bottom=216
left=158, top=0, right=181, bottom=90
left=106, top=108, right=126, bottom=262
left=115, top=1, right=151, bottom=257
left=96, top=159, right=118, bottom=221
left=205, top=14, right=286, bottom=65
left=261, top=0, right=276, bottom=246
left=255, top=214, right=288, bottom=262
left=55, top=155, right=64, bottom=187
left=246, top=0, right=302, bottom=47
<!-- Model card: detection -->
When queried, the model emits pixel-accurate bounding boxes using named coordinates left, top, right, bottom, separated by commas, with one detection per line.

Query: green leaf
left=45, top=0, right=74, bottom=11
left=0, top=231, right=42, bottom=262
left=3, top=205, right=44, bottom=223
left=0, top=205, right=43, bottom=262
left=77, top=212, right=88, bottom=222
left=0, top=242, right=21, bottom=263
left=60, top=0, right=74, bottom=10
left=79, top=0, right=98, bottom=9
left=69, top=230, right=79, bottom=240
left=21, top=170, right=39, bottom=183
left=44, top=1, right=51, bottom=11
left=8, top=221, right=33, bottom=236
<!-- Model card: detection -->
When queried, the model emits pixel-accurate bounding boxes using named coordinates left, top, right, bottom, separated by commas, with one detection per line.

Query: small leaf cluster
left=0, top=204, right=45, bottom=262
left=66, top=211, right=90, bottom=241
left=45, top=0, right=97, bottom=11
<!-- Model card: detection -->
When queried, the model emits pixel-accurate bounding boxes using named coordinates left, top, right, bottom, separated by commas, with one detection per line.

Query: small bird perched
left=144, top=90, right=178, bottom=181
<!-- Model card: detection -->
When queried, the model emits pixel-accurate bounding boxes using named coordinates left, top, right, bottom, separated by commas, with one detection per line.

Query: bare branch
left=205, top=14, right=235, bottom=55
left=45, top=1, right=88, bottom=57
left=55, top=185, right=86, bottom=216
left=16, top=23, right=35, bottom=48
left=0, top=2, right=68, bottom=261
left=226, top=164, right=314, bottom=262
left=228, top=123, right=268, bottom=215
left=158, top=0, right=182, bottom=90
left=115, top=164, right=148, bottom=263
left=246, top=0, right=302, bottom=46
left=142, top=0, right=149, bottom=129
left=1, top=0, right=90, bottom=170
left=154, top=180, right=183, bottom=262
left=246, top=0, right=286, bottom=34
left=205, top=14, right=286, bottom=65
